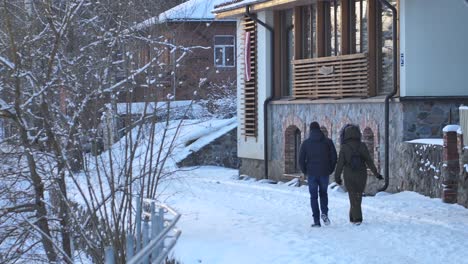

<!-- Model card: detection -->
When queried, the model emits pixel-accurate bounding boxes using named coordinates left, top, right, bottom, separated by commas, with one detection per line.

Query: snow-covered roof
left=133, top=0, right=234, bottom=31
left=213, top=0, right=269, bottom=13
left=160, top=0, right=228, bottom=22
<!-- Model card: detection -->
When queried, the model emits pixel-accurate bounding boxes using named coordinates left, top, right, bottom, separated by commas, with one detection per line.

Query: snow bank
left=406, top=138, right=443, bottom=146
left=176, top=117, right=237, bottom=162
left=460, top=105, right=468, bottom=110
left=442, top=125, right=460, bottom=133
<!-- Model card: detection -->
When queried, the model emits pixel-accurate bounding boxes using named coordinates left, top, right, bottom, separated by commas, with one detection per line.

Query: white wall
left=400, top=0, right=468, bottom=97
left=237, top=11, right=273, bottom=160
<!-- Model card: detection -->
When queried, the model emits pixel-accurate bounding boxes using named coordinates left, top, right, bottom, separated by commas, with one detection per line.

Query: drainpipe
left=245, top=6, right=274, bottom=179
left=378, top=0, right=398, bottom=192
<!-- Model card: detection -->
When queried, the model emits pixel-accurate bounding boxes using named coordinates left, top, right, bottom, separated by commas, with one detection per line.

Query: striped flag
left=244, top=31, right=251, bottom=82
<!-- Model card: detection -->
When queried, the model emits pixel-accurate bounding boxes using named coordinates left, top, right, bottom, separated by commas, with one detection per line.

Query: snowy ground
left=160, top=166, right=468, bottom=264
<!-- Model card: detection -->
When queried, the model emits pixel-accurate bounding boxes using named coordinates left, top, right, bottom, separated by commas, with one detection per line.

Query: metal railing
left=105, top=199, right=181, bottom=264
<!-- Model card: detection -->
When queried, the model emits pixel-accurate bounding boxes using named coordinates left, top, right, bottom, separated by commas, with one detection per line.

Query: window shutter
left=241, top=17, right=257, bottom=138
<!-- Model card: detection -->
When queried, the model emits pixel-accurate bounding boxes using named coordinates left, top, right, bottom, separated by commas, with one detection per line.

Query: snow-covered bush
left=199, top=78, right=237, bottom=119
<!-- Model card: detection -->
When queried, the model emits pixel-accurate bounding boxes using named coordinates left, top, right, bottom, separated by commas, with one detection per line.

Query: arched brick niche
left=285, top=125, right=302, bottom=174
left=362, top=127, right=375, bottom=159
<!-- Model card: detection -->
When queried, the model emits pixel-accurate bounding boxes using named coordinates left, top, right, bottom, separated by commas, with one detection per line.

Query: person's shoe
left=353, top=222, right=362, bottom=226
left=311, top=223, right=321, bottom=228
left=321, top=214, right=331, bottom=226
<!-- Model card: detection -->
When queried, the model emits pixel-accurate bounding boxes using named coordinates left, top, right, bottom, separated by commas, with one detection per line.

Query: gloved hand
left=335, top=179, right=342, bottom=185
left=376, top=174, right=384, bottom=180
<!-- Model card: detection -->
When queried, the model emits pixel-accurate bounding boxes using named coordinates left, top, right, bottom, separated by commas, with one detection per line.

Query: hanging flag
left=244, top=31, right=251, bottom=82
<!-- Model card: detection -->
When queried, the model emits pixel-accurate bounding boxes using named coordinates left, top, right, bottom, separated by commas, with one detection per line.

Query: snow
left=134, top=0, right=233, bottom=31
left=460, top=105, right=468, bottom=110
left=458, top=127, right=463, bottom=134
left=406, top=138, right=443, bottom=146
left=0, top=98, right=13, bottom=113
left=176, top=118, right=236, bottom=161
left=161, top=166, right=468, bottom=264
left=0, top=55, right=14, bottom=69
left=465, top=164, right=468, bottom=173
left=442, top=125, right=460, bottom=133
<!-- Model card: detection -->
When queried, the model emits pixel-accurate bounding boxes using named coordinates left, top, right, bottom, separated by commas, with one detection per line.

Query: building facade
left=214, top=0, right=468, bottom=194
left=120, top=0, right=237, bottom=103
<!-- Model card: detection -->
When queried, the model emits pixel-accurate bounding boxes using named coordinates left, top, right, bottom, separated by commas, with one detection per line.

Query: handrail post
left=126, top=232, right=134, bottom=260
left=104, top=247, right=114, bottom=264
left=143, top=218, right=150, bottom=264
left=157, top=207, right=165, bottom=257
left=151, top=202, right=158, bottom=262
left=136, top=197, right=142, bottom=253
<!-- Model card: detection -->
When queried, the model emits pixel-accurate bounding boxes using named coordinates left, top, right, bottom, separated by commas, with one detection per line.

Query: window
left=301, top=4, right=317, bottom=59
left=214, top=36, right=235, bottom=67
left=324, top=0, right=342, bottom=56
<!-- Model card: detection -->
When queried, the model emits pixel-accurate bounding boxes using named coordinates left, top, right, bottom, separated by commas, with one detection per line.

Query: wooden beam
left=341, top=0, right=350, bottom=55
left=367, top=0, right=377, bottom=97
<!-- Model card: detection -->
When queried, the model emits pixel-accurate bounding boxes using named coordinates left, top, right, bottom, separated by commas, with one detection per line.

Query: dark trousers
left=308, top=175, right=329, bottom=224
left=348, top=192, right=363, bottom=223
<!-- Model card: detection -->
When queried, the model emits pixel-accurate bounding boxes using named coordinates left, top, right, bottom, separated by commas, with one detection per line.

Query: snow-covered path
left=161, top=167, right=468, bottom=264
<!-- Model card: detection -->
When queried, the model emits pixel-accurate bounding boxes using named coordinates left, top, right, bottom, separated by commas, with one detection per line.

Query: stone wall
left=393, top=142, right=443, bottom=198
left=458, top=133, right=468, bottom=207
left=267, top=100, right=405, bottom=194
left=401, top=99, right=468, bottom=140
left=239, top=158, right=265, bottom=179
left=177, top=128, right=239, bottom=169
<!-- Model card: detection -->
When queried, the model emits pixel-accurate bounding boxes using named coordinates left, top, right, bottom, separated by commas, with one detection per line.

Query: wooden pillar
left=367, top=0, right=378, bottom=96
left=316, top=1, right=327, bottom=57
left=341, top=0, right=351, bottom=55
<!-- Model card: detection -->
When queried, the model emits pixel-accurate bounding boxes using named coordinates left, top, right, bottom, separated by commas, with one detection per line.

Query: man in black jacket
left=299, top=122, right=337, bottom=227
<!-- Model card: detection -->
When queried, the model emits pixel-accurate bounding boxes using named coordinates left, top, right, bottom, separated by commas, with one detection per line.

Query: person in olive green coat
left=334, top=125, right=383, bottom=225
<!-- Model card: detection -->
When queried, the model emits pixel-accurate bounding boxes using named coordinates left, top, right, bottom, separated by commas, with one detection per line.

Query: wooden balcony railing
left=292, top=53, right=370, bottom=99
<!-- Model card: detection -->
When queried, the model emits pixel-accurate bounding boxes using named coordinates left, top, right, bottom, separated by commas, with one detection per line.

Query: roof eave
left=213, top=0, right=317, bottom=19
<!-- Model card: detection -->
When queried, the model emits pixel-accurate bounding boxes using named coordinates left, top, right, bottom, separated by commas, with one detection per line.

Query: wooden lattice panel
left=292, top=53, right=370, bottom=99
left=241, top=17, right=258, bottom=138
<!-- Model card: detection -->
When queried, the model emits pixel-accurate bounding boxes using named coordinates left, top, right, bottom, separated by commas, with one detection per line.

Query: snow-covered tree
left=0, top=0, right=203, bottom=263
